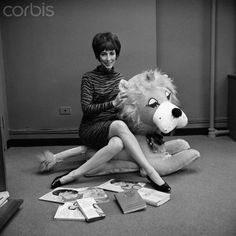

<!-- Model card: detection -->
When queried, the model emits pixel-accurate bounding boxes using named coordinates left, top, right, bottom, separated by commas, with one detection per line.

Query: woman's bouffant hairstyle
left=92, top=32, right=121, bottom=60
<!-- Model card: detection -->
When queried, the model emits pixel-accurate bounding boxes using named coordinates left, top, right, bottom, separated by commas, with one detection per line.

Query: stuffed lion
left=39, top=69, right=200, bottom=177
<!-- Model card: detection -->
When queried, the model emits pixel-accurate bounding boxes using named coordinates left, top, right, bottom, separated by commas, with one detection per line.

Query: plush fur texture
left=118, top=69, right=185, bottom=134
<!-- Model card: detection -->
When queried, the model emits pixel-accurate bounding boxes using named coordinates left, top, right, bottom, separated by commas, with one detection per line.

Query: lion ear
left=119, top=79, right=129, bottom=91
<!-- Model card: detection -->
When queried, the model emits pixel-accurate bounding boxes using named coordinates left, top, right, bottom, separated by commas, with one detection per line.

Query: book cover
left=0, top=191, right=9, bottom=207
left=54, top=201, right=85, bottom=221
left=0, top=199, right=24, bottom=230
left=98, top=179, right=146, bottom=192
left=114, top=189, right=146, bottom=214
left=76, top=197, right=106, bottom=222
left=39, top=187, right=109, bottom=204
left=138, top=187, right=170, bottom=206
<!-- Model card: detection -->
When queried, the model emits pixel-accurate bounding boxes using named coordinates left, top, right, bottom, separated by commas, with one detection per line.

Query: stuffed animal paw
left=38, top=151, right=57, bottom=172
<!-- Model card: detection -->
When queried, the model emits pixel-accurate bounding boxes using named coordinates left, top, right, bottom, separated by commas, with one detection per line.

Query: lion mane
left=118, top=69, right=179, bottom=132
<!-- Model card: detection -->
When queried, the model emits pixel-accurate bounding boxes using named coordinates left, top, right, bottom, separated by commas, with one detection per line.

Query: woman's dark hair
left=92, top=32, right=121, bottom=60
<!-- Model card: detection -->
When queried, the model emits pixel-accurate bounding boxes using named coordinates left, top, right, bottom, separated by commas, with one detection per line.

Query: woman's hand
left=112, top=92, right=127, bottom=107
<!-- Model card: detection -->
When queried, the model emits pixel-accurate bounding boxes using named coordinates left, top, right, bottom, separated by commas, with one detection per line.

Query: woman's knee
left=109, top=120, right=129, bottom=135
left=108, top=136, right=124, bottom=153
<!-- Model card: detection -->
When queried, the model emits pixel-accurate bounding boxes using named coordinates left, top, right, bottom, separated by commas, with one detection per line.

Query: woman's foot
left=51, top=171, right=74, bottom=189
left=147, top=175, right=171, bottom=193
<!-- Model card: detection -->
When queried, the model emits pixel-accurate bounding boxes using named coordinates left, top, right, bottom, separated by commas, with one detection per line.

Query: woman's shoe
left=147, top=175, right=171, bottom=193
left=51, top=171, right=71, bottom=189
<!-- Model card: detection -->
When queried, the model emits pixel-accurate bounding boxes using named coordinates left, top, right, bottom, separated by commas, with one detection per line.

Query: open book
left=39, top=187, right=109, bottom=204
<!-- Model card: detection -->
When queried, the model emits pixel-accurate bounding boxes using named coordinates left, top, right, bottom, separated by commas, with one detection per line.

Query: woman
left=51, top=32, right=171, bottom=193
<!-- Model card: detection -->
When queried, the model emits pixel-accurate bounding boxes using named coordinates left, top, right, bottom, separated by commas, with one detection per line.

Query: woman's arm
left=81, top=77, right=114, bottom=115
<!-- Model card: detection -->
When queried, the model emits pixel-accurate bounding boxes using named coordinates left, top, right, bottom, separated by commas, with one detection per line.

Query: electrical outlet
left=59, top=106, right=72, bottom=115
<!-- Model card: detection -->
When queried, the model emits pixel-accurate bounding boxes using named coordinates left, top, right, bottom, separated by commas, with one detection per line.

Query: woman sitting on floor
left=51, top=32, right=171, bottom=193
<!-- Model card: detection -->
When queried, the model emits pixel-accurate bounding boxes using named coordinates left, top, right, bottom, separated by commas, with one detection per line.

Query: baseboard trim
left=9, top=127, right=79, bottom=140
left=7, top=138, right=83, bottom=148
left=172, top=128, right=209, bottom=135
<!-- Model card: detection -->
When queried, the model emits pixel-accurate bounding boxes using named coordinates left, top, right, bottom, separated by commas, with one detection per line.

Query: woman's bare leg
left=109, top=121, right=165, bottom=186
left=51, top=120, right=170, bottom=192
left=56, top=137, right=124, bottom=185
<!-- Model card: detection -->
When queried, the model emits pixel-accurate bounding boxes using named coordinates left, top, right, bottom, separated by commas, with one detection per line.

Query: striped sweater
left=80, top=65, right=125, bottom=125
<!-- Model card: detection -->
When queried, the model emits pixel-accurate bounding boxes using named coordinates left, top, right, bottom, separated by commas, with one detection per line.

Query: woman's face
left=99, top=49, right=117, bottom=70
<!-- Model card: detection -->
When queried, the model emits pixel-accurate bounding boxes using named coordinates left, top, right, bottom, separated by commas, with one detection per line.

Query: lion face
left=118, top=70, right=188, bottom=134
left=152, top=101, right=188, bottom=133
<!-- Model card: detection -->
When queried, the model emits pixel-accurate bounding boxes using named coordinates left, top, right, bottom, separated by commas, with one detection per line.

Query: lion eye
left=165, top=91, right=171, bottom=100
left=146, top=98, right=159, bottom=108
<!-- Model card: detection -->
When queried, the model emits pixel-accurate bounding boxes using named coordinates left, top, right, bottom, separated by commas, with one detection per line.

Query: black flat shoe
left=147, top=175, right=171, bottom=193
left=51, top=172, right=71, bottom=189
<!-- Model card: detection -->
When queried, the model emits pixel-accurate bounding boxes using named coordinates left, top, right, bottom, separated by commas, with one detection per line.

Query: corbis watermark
left=2, top=2, right=55, bottom=17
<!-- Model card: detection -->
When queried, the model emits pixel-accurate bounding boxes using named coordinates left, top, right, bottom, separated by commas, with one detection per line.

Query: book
left=76, top=197, right=105, bottom=222
left=98, top=179, right=146, bottom=192
left=0, top=191, right=10, bottom=207
left=137, top=187, right=170, bottom=207
left=114, top=189, right=146, bottom=214
left=0, top=199, right=24, bottom=230
left=39, top=187, right=109, bottom=204
left=54, top=201, right=85, bottom=221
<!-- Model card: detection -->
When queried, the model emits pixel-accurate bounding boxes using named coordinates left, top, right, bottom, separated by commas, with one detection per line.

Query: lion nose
left=172, top=108, right=182, bottom=118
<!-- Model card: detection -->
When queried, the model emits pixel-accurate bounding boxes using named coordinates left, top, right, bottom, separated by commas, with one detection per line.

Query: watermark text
left=2, top=2, right=55, bottom=17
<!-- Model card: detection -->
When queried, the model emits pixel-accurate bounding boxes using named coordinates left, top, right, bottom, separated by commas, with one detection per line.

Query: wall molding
left=9, top=127, right=79, bottom=139
left=187, top=117, right=228, bottom=128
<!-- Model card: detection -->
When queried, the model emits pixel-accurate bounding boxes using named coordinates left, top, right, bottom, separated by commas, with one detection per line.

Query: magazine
left=39, top=187, right=109, bottom=204
left=76, top=197, right=106, bottom=222
left=115, top=189, right=146, bottom=214
left=98, top=179, right=146, bottom=192
left=137, top=187, right=170, bottom=206
left=54, top=201, right=85, bottom=221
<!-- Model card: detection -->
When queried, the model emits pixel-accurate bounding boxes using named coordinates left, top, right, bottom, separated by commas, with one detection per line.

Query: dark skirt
left=79, top=120, right=114, bottom=149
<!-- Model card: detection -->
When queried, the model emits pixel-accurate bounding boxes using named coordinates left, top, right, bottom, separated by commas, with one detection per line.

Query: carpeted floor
left=1, top=135, right=236, bottom=236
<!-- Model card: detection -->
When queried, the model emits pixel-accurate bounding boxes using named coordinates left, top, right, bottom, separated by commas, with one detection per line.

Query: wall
left=156, top=0, right=236, bottom=128
left=0, top=0, right=235, bottom=139
left=0, top=0, right=156, bottom=138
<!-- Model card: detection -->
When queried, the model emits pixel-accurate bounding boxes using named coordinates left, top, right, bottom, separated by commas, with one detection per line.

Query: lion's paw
left=38, top=150, right=57, bottom=172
